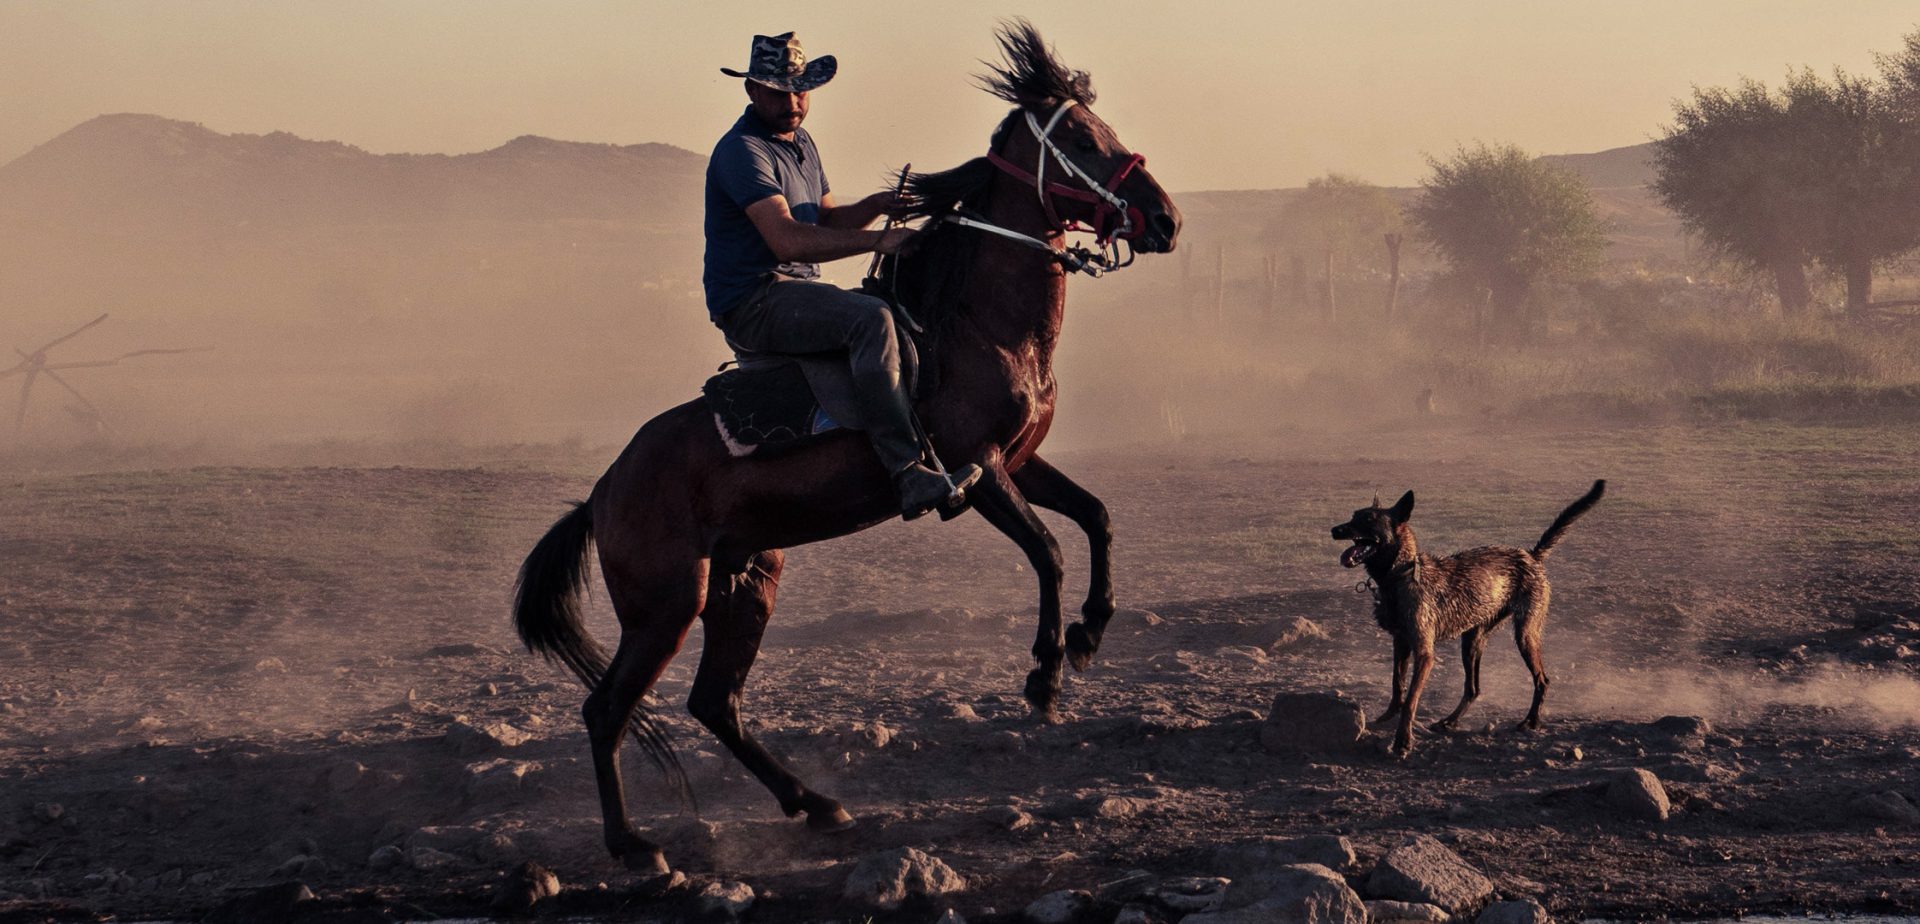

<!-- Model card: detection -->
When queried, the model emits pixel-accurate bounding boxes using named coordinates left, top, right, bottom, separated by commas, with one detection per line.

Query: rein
left=942, top=99, right=1145, bottom=278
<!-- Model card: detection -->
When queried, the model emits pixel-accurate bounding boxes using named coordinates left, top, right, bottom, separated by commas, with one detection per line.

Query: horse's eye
left=1074, top=136, right=1096, bottom=153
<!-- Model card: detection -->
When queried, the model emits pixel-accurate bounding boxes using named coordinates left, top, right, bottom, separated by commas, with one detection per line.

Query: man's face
left=745, top=81, right=809, bottom=134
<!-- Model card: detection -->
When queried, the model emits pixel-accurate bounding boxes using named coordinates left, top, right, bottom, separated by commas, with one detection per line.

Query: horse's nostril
left=1150, top=212, right=1177, bottom=239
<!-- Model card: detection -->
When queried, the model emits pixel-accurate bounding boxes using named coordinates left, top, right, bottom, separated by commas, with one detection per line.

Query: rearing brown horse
left=513, top=22, right=1181, bottom=873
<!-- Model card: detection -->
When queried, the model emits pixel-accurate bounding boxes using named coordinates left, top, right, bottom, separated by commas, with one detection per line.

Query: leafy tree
left=1267, top=173, right=1402, bottom=322
left=1408, top=144, right=1607, bottom=338
left=1652, top=79, right=1820, bottom=316
left=1656, top=48, right=1920, bottom=318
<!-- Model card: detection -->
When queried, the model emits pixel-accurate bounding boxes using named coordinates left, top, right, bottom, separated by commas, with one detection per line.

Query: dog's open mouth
left=1341, top=540, right=1376, bottom=569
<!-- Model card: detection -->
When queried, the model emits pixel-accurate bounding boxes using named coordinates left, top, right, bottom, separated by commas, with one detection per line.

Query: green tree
left=1267, top=173, right=1402, bottom=323
left=1652, top=79, right=1820, bottom=316
left=1408, top=144, right=1607, bottom=338
left=1656, top=50, right=1920, bottom=318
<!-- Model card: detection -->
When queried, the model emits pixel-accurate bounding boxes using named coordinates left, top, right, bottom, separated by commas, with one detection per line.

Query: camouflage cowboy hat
left=720, top=32, right=837, bottom=93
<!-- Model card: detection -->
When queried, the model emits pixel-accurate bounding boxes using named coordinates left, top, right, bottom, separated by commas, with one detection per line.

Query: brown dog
left=1330, top=481, right=1605, bottom=755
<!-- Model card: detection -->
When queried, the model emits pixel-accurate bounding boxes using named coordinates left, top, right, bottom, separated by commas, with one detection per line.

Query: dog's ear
left=1388, top=490, right=1415, bottom=524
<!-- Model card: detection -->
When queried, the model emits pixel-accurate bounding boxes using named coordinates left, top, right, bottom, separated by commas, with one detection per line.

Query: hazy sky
left=4, top=2, right=1917, bottom=192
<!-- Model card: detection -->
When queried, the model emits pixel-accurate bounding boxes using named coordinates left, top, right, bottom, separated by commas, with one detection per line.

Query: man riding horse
left=706, top=31, right=984, bottom=520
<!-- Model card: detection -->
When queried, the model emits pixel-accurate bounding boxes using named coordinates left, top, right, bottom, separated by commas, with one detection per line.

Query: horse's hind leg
left=587, top=558, right=706, bottom=872
left=972, top=460, right=1069, bottom=722
left=688, top=550, right=854, bottom=831
left=1012, top=454, right=1115, bottom=672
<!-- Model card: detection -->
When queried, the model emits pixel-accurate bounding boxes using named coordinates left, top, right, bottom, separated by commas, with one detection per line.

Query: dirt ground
left=2, top=419, right=1918, bottom=922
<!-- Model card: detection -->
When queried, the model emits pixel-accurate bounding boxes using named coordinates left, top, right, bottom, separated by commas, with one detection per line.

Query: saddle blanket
left=702, top=362, right=844, bottom=456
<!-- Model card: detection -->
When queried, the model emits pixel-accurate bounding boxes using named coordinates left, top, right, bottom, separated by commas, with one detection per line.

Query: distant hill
left=0, top=113, right=706, bottom=231
left=1538, top=142, right=1657, bottom=190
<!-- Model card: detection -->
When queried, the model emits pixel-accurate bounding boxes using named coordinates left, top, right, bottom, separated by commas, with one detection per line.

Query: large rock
left=1478, top=898, right=1551, bottom=924
left=445, top=718, right=531, bottom=755
left=1366, top=900, right=1451, bottom=923
left=1187, top=863, right=1365, bottom=924
left=1364, top=835, right=1494, bottom=913
left=491, top=861, right=561, bottom=914
left=1024, top=888, right=1091, bottom=923
left=1212, top=835, right=1357, bottom=874
left=699, top=880, right=756, bottom=919
left=1260, top=693, right=1366, bottom=754
left=1606, top=769, right=1671, bottom=822
left=843, top=847, right=967, bottom=910
left=204, top=882, right=315, bottom=924
left=1851, top=790, right=1920, bottom=824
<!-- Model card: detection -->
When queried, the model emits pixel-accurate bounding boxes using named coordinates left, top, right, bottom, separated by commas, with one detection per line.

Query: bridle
left=943, top=99, right=1148, bottom=277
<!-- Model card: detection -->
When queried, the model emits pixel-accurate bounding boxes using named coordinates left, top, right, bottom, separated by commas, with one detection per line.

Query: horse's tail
left=512, top=502, right=692, bottom=806
left=1532, top=480, right=1606, bottom=560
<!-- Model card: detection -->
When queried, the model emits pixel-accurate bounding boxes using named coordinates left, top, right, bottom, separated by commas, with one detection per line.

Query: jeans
left=716, top=276, right=923, bottom=474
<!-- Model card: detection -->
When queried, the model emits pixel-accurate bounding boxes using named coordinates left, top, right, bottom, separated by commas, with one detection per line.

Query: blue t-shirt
left=703, top=108, right=830, bottom=317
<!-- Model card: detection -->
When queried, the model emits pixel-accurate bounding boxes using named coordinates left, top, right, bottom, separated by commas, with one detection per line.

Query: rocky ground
left=1, top=421, right=1918, bottom=922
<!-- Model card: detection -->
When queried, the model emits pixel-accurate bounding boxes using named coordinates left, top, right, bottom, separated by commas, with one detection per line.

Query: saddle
left=702, top=279, right=935, bottom=458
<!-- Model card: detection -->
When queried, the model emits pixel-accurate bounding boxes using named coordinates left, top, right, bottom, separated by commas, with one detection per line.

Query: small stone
left=934, top=910, right=969, bottom=924
left=491, top=860, right=561, bottom=914
left=844, top=846, right=967, bottom=910
left=254, top=657, right=288, bottom=673
left=1113, top=608, right=1164, bottom=627
left=984, top=805, right=1033, bottom=831
left=698, top=879, right=756, bottom=918
left=465, top=759, right=540, bottom=800
left=1154, top=876, right=1230, bottom=912
left=1606, top=768, right=1671, bottom=822
left=1477, top=898, right=1551, bottom=924
left=204, top=881, right=315, bottom=924
left=1851, top=790, right=1920, bottom=824
left=1266, top=616, right=1329, bottom=651
left=1092, top=796, right=1153, bottom=819
left=940, top=703, right=983, bottom=722
left=31, top=802, right=64, bottom=824
left=1364, top=834, right=1494, bottom=913
left=407, top=845, right=462, bottom=870
left=1366, top=900, right=1451, bottom=923
left=1190, top=863, right=1364, bottom=924
left=368, top=845, right=405, bottom=870
left=1093, top=870, right=1157, bottom=904
left=1113, top=906, right=1154, bottom=924
left=271, top=854, right=327, bottom=879
left=1260, top=692, right=1366, bottom=753
left=1024, top=888, right=1091, bottom=924
left=1211, top=835, right=1356, bottom=875
left=985, top=730, right=1026, bottom=753
left=1652, top=715, right=1712, bottom=738
left=445, top=718, right=531, bottom=755
left=479, top=682, right=500, bottom=696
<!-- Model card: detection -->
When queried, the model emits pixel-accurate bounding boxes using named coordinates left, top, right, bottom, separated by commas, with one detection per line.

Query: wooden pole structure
left=1383, top=232, right=1403, bottom=326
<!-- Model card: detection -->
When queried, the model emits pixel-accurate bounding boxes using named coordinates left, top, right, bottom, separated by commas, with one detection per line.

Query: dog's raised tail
left=1532, top=479, right=1605, bottom=559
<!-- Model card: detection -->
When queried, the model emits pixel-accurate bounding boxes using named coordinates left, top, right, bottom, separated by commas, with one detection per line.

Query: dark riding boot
left=896, top=460, right=985, bottom=521
left=851, top=367, right=981, bottom=520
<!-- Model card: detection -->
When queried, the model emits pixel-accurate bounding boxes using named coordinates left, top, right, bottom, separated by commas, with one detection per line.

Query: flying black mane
left=886, top=21, right=1090, bottom=334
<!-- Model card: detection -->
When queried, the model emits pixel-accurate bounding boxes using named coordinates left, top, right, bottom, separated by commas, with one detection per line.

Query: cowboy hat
left=720, top=32, right=837, bottom=93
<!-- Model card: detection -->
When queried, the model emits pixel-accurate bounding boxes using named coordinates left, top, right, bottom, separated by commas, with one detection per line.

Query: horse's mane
left=887, top=20, right=1090, bottom=334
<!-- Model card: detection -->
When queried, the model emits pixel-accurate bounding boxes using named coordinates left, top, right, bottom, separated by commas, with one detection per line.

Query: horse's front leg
left=972, top=457, right=1068, bottom=723
left=1011, top=454, right=1114, bottom=672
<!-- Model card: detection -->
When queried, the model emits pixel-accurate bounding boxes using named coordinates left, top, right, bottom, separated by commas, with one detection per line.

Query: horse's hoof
left=806, top=805, right=857, bottom=833
left=1064, top=624, right=1096, bottom=672
left=622, top=848, right=670, bottom=875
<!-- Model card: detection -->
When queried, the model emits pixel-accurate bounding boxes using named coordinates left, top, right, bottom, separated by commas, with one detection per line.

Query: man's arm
left=817, top=191, right=896, bottom=230
left=746, top=195, right=911, bottom=264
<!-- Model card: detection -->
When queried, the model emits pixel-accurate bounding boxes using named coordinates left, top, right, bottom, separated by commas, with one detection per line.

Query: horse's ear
left=1371, top=495, right=1382, bottom=509
left=1388, top=491, right=1415, bottom=524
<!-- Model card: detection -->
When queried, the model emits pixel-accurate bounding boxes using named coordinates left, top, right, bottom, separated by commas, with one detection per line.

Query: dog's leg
left=1393, top=641, right=1435, bottom=756
left=1432, top=628, right=1487, bottom=731
left=1372, top=637, right=1410, bottom=727
left=1515, top=596, right=1551, bottom=730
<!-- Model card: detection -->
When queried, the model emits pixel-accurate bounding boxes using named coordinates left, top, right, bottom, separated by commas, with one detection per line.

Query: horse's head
left=979, top=21, right=1181, bottom=254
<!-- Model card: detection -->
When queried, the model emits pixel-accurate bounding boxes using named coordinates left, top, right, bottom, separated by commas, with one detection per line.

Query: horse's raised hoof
left=1064, top=623, right=1097, bottom=672
left=1022, top=668, right=1061, bottom=722
left=805, top=804, right=857, bottom=833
